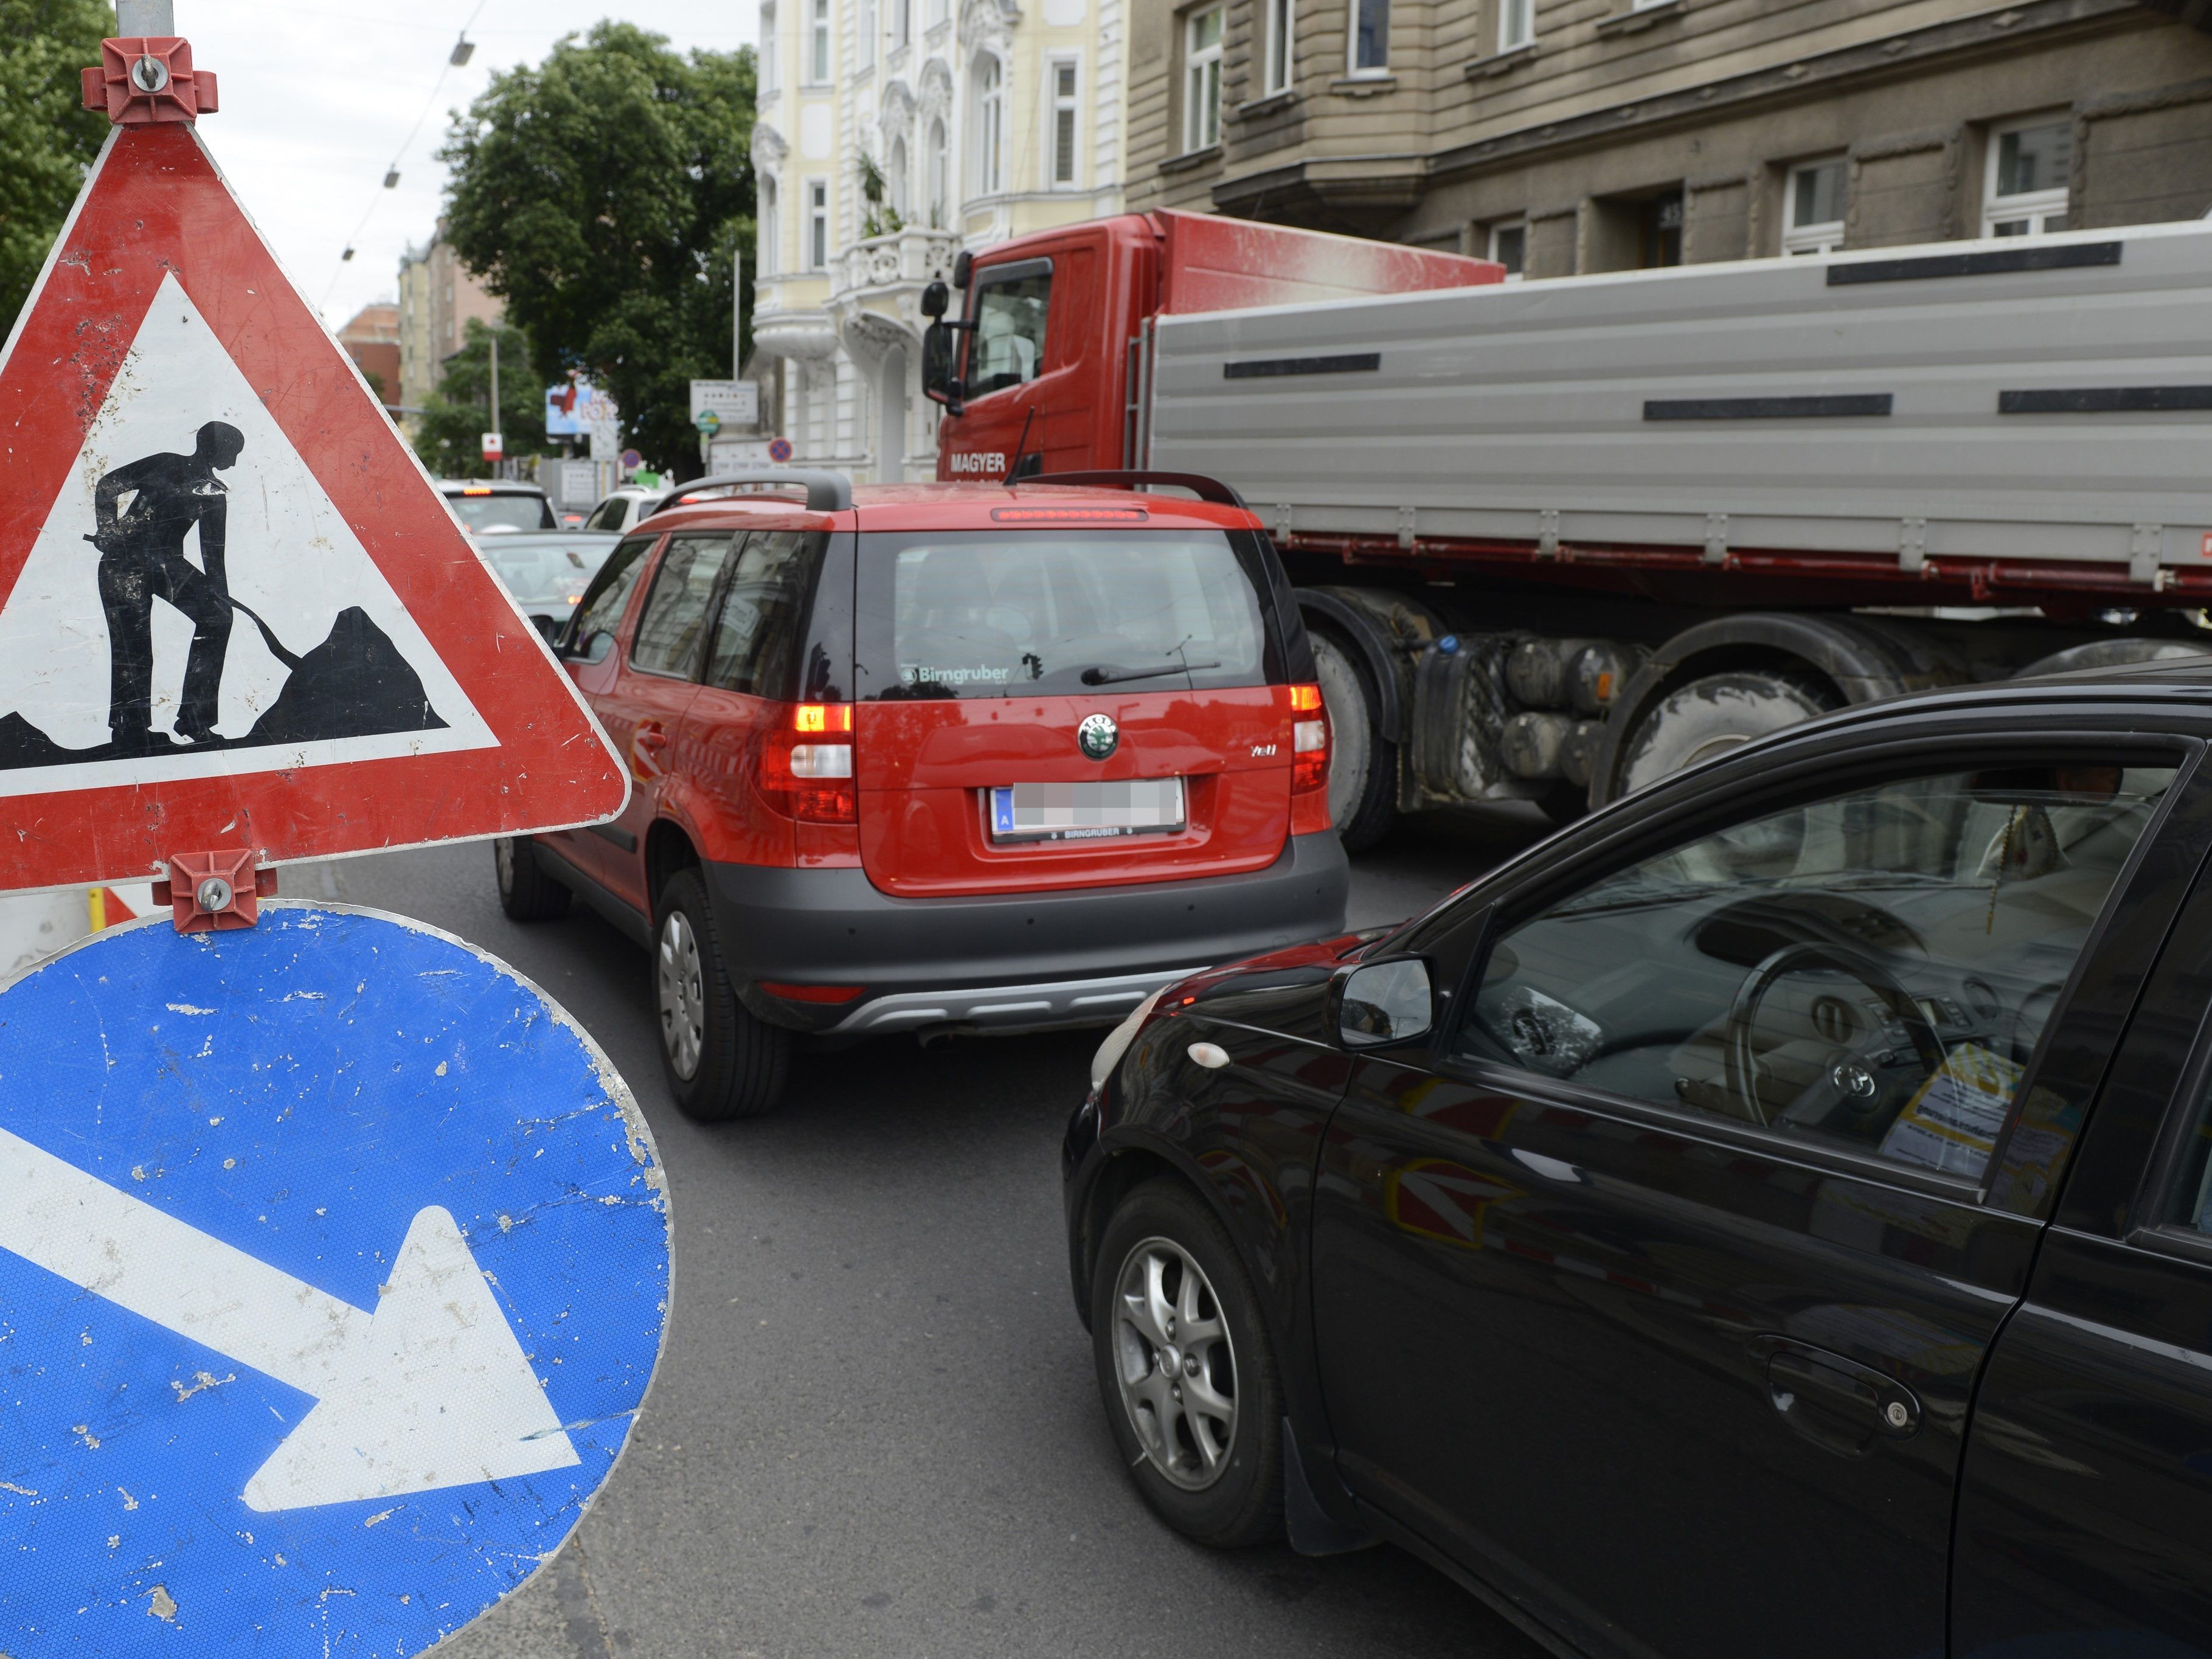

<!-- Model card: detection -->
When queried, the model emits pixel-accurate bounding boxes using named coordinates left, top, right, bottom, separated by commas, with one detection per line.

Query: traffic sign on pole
left=0, top=120, right=626, bottom=895
left=0, top=904, right=670, bottom=1654
left=481, top=429, right=505, bottom=462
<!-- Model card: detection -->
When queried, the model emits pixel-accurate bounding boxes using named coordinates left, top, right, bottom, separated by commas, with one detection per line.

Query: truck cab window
left=967, top=262, right=1051, bottom=395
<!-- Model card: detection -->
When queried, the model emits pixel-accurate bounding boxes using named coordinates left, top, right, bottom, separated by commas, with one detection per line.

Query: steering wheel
left=1724, top=941, right=1946, bottom=1127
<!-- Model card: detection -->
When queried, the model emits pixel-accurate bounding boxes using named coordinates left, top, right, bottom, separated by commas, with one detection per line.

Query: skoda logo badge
left=1078, top=713, right=1119, bottom=761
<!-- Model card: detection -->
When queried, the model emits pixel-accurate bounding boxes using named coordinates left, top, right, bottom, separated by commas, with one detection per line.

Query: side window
left=1458, top=764, right=2177, bottom=1182
left=629, top=534, right=735, bottom=677
left=567, top=534, right=657, bottom=663
left=966, top=260, right=1051, bottom=395
left=585, top=498, right=623, bottom=532
left=704, top=531, right=824, bottom=698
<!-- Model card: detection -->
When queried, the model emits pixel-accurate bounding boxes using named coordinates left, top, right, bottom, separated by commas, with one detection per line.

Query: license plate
left=989, top=778, right=1187, bottom=843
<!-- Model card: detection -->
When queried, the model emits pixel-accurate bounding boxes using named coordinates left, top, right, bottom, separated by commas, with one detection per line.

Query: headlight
left=1090, top=988, right=1168, bottom=1095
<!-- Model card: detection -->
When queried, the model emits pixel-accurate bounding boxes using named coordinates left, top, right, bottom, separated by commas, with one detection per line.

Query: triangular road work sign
left=0, top=122, right=626, bottom=893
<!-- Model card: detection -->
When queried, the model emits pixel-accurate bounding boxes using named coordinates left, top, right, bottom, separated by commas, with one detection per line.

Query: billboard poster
left=545, top=376, right=615, bottom=438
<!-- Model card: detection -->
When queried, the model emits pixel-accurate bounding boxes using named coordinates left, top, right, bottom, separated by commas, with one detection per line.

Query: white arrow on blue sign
left=0, top=905, right=671, bottom=1654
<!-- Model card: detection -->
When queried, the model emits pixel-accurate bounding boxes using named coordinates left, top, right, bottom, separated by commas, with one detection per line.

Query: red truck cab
left=926, top=211, right=1497, bottom=480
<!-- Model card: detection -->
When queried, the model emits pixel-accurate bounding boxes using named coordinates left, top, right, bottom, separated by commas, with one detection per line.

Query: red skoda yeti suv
left=494, top=469, right=1350, bottom=1118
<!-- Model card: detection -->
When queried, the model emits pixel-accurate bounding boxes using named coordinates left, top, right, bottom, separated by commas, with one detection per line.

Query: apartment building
left=750, top=0, right=1128, bottom=478
left=1124, top=0, right=2212, bottom=276
left=395, top=224, right=503, bottom=438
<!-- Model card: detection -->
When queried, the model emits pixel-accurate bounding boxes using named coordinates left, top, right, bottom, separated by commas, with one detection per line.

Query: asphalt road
left=295, top=805, right=1555, bottom=1659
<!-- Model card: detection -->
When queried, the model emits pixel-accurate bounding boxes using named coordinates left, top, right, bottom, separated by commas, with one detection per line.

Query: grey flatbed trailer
left=1134, top=220, right=2212, bottom=843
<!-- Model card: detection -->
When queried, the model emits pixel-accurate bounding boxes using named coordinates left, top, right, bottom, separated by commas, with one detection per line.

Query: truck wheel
left=653, top=868, right=791, bottom=1121
left=1615, top=670, right=1838, bottom=799
left=1311, top=629, right=1397, bottom=853
left=494, top=837, right=572, bottom=922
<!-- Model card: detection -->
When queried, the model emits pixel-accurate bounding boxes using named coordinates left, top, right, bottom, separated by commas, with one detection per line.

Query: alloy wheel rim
left=1110, top=1235, right=1239, bottom=1491
left=656, top=910, right=706, bottom=1080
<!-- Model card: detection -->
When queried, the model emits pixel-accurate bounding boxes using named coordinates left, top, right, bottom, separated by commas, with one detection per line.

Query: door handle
left=1752, top=1335, right=1920, bottom=1458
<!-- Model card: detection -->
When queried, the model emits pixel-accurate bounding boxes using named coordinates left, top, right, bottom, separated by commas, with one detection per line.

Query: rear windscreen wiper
left=1080, top=660, right=1222, bottom=685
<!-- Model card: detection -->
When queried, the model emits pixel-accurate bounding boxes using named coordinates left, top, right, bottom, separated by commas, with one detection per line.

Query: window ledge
left=1159, top=144, right=1224, bottom=174
left=1595, top=0, right=1682, bottom=35
left=1328, top=73, right=1398, bottom=97
left=1235, top=89, right=1301, bottom=120
left=1466, top=41, right=1538, bottom=77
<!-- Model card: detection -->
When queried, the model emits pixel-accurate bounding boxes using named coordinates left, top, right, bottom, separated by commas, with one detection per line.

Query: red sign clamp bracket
left=81, top=35, right=217, bottom=126
left=152, top=850, right=276, bottom=933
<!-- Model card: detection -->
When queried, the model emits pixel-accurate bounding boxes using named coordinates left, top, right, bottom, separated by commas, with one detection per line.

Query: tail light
left=761, top=704, right=856, bottom=822
left=1290, top=683, right=1328, bottom=794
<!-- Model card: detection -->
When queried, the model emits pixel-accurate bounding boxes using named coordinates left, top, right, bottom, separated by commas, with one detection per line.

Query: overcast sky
left=179, top=2, right=758, bottom=329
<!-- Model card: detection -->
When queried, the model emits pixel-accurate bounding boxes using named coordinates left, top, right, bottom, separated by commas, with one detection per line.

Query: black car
left=1066, top=663, right=2212, bottom=1659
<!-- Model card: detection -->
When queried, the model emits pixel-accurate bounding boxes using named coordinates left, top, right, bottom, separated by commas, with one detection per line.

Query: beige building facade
left=395, top=223, right=504, bottom=440
left=1124, top=0, right=2212, bottom=276
left=749, top=0, right=1129, bottom=478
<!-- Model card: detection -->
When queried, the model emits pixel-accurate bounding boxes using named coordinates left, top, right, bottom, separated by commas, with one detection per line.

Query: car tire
left=1091, top=1177, right=1285, bottom=1548
left=494, top=837, right=572, bottom=922
left=1614, top=669, right=1839, bottom=800
left=653, top=868, right=790, bottom=1121
left=1311, top=628, right=1398, bottom=854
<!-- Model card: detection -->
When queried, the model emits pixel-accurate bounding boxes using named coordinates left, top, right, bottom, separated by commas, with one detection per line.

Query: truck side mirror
left=952, top=250, right=973, bottom=289
left=922, top=320, right=963, bottom=415
left=921, top=279, right=949, bottom=320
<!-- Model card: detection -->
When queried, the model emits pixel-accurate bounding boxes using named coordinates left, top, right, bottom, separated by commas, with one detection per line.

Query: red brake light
left=990, top=507, right=1149, bottom=523
left=1290, top=683, right=1328, bottom=795
left=760, top=704, right=856, bottom=822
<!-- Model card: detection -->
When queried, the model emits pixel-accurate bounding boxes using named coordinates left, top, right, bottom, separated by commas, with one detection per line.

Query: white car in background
left=580, top=487, right=664, bottom=533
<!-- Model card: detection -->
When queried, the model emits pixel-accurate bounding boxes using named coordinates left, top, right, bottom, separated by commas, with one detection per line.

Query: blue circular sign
left=767, top=436, right=793, bottom=464
left=0, top=905, right=670, bottom=1655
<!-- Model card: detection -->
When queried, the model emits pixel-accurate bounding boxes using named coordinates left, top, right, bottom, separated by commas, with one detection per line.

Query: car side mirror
left=922, top=320, right=964, bottom=415
left=1333, top=958, right=1435, bottom=1049
left=921, top=279, right=949, bottom=320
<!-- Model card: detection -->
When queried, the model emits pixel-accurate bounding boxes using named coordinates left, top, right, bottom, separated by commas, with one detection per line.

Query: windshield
left=447, top=491, right=555, bottom=533
left=855, top=530, right=1269, bottom=699
left=481, top=539, right=617, bottom=608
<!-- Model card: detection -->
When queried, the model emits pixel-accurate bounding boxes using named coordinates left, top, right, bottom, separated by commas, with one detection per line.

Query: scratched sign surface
left=0, top=905, right=670, bottom=1655
left=0, top=119, right=625, bottom=894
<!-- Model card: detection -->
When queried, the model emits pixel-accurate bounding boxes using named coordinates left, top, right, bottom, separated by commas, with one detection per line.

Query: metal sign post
left=0, top=18, right=669, bottom=1658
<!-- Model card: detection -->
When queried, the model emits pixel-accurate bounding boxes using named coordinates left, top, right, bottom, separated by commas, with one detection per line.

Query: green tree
left=412, top=318, right=550, bottom=479
left=438, top=23, right=754, bottom=479
left=0, top=0, right=114, bottom=332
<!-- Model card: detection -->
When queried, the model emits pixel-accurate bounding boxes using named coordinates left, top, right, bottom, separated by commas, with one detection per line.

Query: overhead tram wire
left=317, top=1, right=491, bottom=314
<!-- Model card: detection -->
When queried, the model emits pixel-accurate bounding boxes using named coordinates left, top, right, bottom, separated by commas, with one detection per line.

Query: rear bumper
left=702, top=831, right=1350, bottom=1035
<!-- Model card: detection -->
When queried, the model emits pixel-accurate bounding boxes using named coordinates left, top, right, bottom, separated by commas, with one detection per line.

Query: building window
left=760, top=1, right=778, bottom=93
left=1641, top=193, right=1683, bottom=267
left=858, top=0, right=876, bottom=70
left=930, top=0, right=949, bottom=25
left=1782, top=156, right=1846, bottom=255
left=928, top=117, right=949, bottom=227
left=1049, top=60, right=1080, bottom=186
left=896, top=0, right=912, bottom=46
left=760, top=175, right=780, bottom=275
left=1497, top=0, right=1531, bottom=51
left=1488, top=219, right=1525, bottom=280
left=889, top=136, right=909, bottom=218
left=1985, top=117, right=2071, bottom=237
left=1350, top=0, right=1387, bottom=72
left=1184, top=5, right=1223, bottom=151
left=808, top=178, right=828, bottom=269
left=973, top=55, right=1005, bottom=195
left=809, top=0, right=831, bottom=82
left=1264, top=0, right=1294, bottom=92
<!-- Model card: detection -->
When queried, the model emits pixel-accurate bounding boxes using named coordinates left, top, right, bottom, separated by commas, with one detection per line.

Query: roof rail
left=653, top=469, right=854, bottom=516
left=1018, top=469, right=1249, bottom=510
